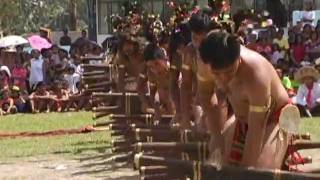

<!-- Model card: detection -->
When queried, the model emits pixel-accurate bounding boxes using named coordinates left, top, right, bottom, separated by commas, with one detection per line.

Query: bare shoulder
left=240, top=46, right=274, bottom=83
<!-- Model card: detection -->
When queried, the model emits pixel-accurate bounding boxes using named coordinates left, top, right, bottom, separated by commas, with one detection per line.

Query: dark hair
left=188, top=9, right=215, bottom=34
left=35, top=81, right=45, bottom=90
left=199, top=30, right=241, bottom=69
left=143, top=43, right=166, bottom=62
left=169, top=23, right=191, bottom=56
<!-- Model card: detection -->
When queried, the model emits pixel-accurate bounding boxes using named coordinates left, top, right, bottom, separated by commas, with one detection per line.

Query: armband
left=182, top=64, right=191, bottom=71
left=139, top=73, right=147, bottom=79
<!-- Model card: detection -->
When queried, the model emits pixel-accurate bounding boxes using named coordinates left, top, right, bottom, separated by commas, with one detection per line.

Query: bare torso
left=219, top=47, right=289, bottom=124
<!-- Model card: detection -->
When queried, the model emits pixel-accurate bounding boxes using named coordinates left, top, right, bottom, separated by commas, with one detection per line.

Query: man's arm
left=198, top=82, right=228, bottom=161
left=6, top=98, right=14, bottom=113
left=241, top=77, right=270, bottom=167
left=137, top=70, right=152, bottom=113
left=170, top=56, right=181, bottom=123
left=180, top=53, right=193, bottom=129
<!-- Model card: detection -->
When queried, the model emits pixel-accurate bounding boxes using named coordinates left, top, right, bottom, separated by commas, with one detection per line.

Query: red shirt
left=12, top=67, right=28, bottom=89
left=292, top=44, right=305, bottom=63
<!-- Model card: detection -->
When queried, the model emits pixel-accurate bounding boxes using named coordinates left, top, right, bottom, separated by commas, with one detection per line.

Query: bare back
left=223, top=46, right=289, bottom=124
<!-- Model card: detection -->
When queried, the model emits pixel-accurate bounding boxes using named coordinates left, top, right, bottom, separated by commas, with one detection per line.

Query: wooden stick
left=82, top=71, right=107, bottom=76
left=291, top=141, right=320, bottom=150
left=134, top=154, right=320, bottom=180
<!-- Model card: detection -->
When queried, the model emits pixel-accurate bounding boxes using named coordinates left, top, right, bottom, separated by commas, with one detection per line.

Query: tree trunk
left=70, top=0, right=77, bottom=31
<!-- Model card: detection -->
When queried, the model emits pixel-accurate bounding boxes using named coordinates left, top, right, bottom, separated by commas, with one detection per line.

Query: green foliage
left=0, top=0, right=88, bottom=35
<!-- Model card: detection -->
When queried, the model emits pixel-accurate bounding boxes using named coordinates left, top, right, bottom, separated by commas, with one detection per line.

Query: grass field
left=0, top=112, right=110, bottom=161
left=0, top=113, right=319, bottom=161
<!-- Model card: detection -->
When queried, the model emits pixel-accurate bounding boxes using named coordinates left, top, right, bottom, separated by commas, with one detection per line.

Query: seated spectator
left=273, top=28, right=289, bottom=53
left=49, top=81, right=69, bottom=112
left=305, top=30, right=320, bottom=52
left=302, top=24, right=313, bottom=42
left=63, top=66, right=80, bottom=94
left=290, top=34, right=306, bottom=65
left=294, top=66, right=320, bottom=117
left=0, top=89, right=17, bottom=116
left=315, top=58, right=320, bottom=74
left=0, top=65, right=11, bottom=88
left=276, top=68, right=295, bottom=97
left=12, top=57, right=28, bottom=90
left=11, top=86, right=27, bottom=113
left=271, top=43, right=284, bottom=65
left=256, top=33, right=272, bottom=60
left=29, top=82, right=50, bottom=113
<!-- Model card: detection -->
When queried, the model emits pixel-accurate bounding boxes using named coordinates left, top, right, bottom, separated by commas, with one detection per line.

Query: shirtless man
left=29, top=82, right=50, bottom=113
left=168, top=23, right=191, bottom=124
left=180, top=11, right=229, bottom=155
left=199, top=30, right=291, bottom=168
left=138, top=43, right=175, bottom=118
left=115, top=33, right=146, bottom=93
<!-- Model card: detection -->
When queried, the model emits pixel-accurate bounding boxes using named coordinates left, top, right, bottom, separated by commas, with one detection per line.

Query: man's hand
left=208, top=133, right=225, bottom=166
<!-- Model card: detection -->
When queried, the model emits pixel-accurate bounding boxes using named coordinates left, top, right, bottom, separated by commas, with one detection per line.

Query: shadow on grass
left=71, top=140, right=109, bottom=146
left=74, top=145, right=110, bottom=154
left=71, top=162, right=134, bottom=177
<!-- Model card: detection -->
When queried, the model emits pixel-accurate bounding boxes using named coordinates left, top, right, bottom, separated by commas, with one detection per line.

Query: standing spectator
left=12, top=57, right=28, bottom=90
left=60, top=28, right=72, bottom=46
left=51, top=45, right=61, bottom=66
left=290, top=34, right=306, bottom=65
left=73, top=30, right=88, bottom=52
left=294, top=66, right=320, bottom=117
left=29, top=49, right=44, bottom=91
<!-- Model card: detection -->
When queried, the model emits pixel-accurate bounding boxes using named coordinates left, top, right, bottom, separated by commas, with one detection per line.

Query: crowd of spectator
left=0, top=30, right=104, bottom=115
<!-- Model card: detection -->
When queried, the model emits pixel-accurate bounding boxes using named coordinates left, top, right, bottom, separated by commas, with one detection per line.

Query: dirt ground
left=0, top=153, right=139, bottom=180
left=1, top=150, right=319, bottom=179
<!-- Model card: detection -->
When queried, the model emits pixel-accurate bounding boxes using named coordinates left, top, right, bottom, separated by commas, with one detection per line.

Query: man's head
left=144, top=43, right=167, bottom=75
left=277, top=28, right=284, bottom=39
left=51, top=44, right=59, bottom=54
left=31, top=49, right=41, bottom=59
left=63, top=28, right=69, bottom=35
left=276, top=68, right=283, bottom=78
left=2, top=89, right=9, bottom=99
left=188, top=10, right=220, bottom=48
left=199, top=30, right=241, bottom=85
left=122, top=37, right=139, bottom=56
left=35, top=82, right=46, bottom=93
left=303, top=76, right=315, bottom=86
left=81, top=30, right=87, bottom=38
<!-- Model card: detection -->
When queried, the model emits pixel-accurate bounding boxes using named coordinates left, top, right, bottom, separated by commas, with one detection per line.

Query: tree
left=0, top=0, right=87, bottom=35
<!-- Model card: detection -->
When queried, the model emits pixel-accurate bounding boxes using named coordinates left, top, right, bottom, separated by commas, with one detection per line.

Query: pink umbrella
left=28, top=35, right=52, bottom=51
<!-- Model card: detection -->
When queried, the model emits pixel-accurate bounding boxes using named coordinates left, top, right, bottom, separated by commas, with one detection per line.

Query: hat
left=12, top=86, right=20, bottom=92
left=0, top=65, right=11, bottom=77
left=315, top=57, right=320, bottom=66
left=294, top=66, right=320, bottom=82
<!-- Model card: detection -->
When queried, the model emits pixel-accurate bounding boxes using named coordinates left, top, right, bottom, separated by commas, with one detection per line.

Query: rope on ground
left=0, top=125, right=103, bottom=139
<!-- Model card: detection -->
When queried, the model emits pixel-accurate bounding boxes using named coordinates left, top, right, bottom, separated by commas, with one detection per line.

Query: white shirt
left=29, top=57, right=44, bottom=85
left=64, top=73, right=80, bottom=94
left=271, top=51, right=284, bottom=65
left=295, top=82, right=320, bottom=108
